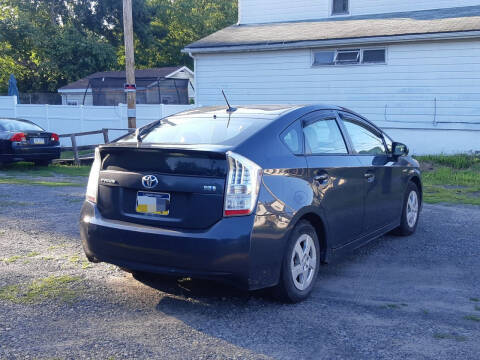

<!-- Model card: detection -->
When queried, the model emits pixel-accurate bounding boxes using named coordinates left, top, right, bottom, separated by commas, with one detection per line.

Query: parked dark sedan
left=0, top=118, right=60, bottom=167
left=80, top=105, right=422, bottom=302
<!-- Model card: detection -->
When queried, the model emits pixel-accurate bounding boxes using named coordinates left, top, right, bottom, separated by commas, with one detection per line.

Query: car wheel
left=273, top=220, right=320, bottom=303
left=394, top=182, right=420, bottom=236
left=34, top=160, right=51, bottom=167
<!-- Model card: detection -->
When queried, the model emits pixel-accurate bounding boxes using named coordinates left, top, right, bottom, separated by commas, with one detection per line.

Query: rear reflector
left=10, top=133, right=26, bottom=142
left=86, top=148, right=101, bottom=203
left=224, top=151, right=262, bottom=217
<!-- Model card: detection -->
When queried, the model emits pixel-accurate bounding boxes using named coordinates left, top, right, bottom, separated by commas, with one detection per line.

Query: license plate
left=136, top=192, right=170, bottom=216
left=33, top=138, right=45, bottom=145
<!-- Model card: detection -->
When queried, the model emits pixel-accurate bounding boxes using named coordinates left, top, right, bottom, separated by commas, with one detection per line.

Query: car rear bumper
left=80, top=201, right=255, bottom=289
left=1, top=145, right=61, bottom=162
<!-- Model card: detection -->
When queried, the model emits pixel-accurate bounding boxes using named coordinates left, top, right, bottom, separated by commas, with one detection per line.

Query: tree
left=0, top=0, right=238, bottom=92
left=136, top=0, right=237, bottom=68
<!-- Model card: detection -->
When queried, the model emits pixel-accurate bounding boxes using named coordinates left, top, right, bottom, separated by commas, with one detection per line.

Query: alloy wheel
left=290, top=234, right=317, bottom=291
left=406, top=190, right=419, bottom=228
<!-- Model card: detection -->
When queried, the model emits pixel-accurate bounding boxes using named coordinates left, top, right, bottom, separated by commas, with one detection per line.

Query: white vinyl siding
left=239, top=0, right=480, bottom=24
left=194, top=39, right=480, bottom=153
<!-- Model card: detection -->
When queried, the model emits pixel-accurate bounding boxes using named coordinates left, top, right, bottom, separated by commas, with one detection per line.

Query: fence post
left=13, top=96, right=17, bottom=118
left=46, top=104, right=51, bottom=131
left=70, top=134, right=80, bottom=166
left=102, top=128, right=109, bottom=144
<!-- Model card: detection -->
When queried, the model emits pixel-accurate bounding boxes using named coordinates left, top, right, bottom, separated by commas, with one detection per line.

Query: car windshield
left=0, top=119, right=44, bottom=132
left=121, top=115, right=271, bottom=146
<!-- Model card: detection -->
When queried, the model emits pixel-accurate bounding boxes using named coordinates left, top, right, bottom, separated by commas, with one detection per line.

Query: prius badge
left=142, top=175, right=159, bottom=189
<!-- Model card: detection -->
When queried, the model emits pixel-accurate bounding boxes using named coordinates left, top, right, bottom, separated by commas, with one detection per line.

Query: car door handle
left=364, top=172, right=375, bottom=182
left=314, top=174, right=330, bottom=186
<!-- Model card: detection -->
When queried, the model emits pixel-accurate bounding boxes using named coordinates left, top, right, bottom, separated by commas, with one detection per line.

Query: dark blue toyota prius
left=80, top=105, right=422, bottom=302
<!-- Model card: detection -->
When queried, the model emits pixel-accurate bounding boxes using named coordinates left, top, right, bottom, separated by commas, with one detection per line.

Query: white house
left=58, top=66, right=195, bottom=106
left=184, top=1, right=480, bottom=154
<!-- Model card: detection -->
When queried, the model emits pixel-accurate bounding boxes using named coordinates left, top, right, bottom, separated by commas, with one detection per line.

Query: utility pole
left=123, top=0, right=136, bottom=128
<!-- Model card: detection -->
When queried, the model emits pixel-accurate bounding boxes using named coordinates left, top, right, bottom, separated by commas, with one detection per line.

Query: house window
left=332, top=0, right=349, bottom=15
left=313, top=51, right=335, bottom=65
left=362, top=49, right=386, bottom=64
left=335, top=49, right=360, bottom=64
left=66, top=100, right=79, bottom=106
left=312, top=48, right=386, bottom=66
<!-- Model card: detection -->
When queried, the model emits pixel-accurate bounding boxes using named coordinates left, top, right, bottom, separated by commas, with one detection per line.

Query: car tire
left=273, top=220, right=320, bottom=303
left=393, top=182, right=420, bottom=236
left=34, top=160, right=51, bottom=167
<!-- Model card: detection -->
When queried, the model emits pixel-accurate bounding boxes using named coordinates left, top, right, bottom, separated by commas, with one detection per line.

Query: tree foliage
left=0, top=0, right=237, bottom=92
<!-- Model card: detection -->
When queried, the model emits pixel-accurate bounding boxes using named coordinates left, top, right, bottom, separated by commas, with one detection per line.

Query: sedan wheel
left=291, top=234, right=317, bottom=291
left=274, top=220, right=320, bottom=303
left=393, top=181, right=420, bottom=236
left=406, top=190, right=419, bottom=228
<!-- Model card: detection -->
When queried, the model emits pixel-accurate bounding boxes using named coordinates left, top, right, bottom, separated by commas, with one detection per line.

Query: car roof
left=0, top=117, right=36, bottom=124
left=170, top=104, right=383, bottom=133
left=171, top=104, right=344, bottom=120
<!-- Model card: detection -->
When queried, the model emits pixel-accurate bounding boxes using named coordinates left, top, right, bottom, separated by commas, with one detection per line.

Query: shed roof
left=59, top=67, right=186, bottom=91
left=185, top=6, right=480, bottom=53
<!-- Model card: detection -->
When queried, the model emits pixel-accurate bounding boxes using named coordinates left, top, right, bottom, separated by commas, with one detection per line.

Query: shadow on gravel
left=133, top=272, right=273, bottom=304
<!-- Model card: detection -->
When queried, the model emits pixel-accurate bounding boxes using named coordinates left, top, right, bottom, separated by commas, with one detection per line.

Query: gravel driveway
left=0, top=179, right=479, bottom=360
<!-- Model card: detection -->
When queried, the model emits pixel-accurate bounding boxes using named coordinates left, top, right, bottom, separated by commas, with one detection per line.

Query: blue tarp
left=7, top=74, right=20, bottom=104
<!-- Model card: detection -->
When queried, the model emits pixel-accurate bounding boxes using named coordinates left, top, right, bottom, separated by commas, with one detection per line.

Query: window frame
left=300, top=110, right=352, bottom=156
left=335, top=49, right=361, bottom=65
left=336, top=111, right=388, bottom=156
left=312, top=47, right=387, bottom=67
left=331, top=0, right=349, bottom=16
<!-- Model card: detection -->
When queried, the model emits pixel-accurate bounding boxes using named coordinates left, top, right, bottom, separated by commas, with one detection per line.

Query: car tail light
left=10, top=133, right=26, bottom=142
left=50, top=133, right=59, bottom=142
left=86, top=148, right=101, bottom=203
left=224, top=151, right=262, bottom=217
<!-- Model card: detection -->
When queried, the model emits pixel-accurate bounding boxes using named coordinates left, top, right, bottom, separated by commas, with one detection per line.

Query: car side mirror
left=392, top=142, right=409, bottom=157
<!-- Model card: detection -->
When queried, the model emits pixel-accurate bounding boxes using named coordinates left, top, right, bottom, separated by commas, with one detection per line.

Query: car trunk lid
left=97, top=145, right=228, bottom=230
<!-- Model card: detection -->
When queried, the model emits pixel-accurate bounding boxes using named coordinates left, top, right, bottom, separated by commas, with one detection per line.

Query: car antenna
left=222, top=90, right=237, bottom=113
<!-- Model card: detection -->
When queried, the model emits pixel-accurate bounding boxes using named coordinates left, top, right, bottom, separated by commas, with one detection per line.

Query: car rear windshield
left=0, top=119, right=44, bottom=132
left=121, top=115, right=272, bottom=146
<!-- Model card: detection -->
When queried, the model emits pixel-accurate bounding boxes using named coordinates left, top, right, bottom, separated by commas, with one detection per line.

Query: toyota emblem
left=142, top=175, right=159, bottom=189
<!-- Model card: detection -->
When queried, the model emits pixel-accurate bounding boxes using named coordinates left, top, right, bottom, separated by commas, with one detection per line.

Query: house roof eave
left=183, top=30, right=480, bottom=54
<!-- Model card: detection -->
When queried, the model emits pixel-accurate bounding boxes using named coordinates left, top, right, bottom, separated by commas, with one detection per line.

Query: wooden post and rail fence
left=58, top=128, right=135, bottom=165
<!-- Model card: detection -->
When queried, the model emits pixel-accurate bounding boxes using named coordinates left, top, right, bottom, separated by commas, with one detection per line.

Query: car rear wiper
left=136, top=118, right=176, bottom=143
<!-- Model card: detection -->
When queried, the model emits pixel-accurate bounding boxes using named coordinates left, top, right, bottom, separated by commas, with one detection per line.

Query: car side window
left=341, top=117, right=386, bottom=155
left=281, top=121, right=303, bottom=155
left=303, top=118, right=348, bottom=155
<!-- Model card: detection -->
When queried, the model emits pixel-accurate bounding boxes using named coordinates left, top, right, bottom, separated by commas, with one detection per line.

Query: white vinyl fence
left=0, top=96, right=195, bottom=146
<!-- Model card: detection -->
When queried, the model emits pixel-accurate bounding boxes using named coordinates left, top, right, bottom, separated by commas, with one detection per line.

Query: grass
left=2, top=255, right=22, bottom=264
left=0, top=275, right=82, bottom=304
left=0, top=162, right=91, bottom=177
left=69, top=255, right=80, bottom=264
left=433, top=333, right=468, bottom=342
left=60, top=149, right=93, bottom=160
left=0, top=177, right=84, bottom=187
left=416, top=154, right=480, bottom=170
left=463, top=315, right=480, bottom=322
left=0, top=200, right=30, bottom=207
left=415, top=154, right=480, bottom=206
left=382, top=303, right=408, bottom=309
